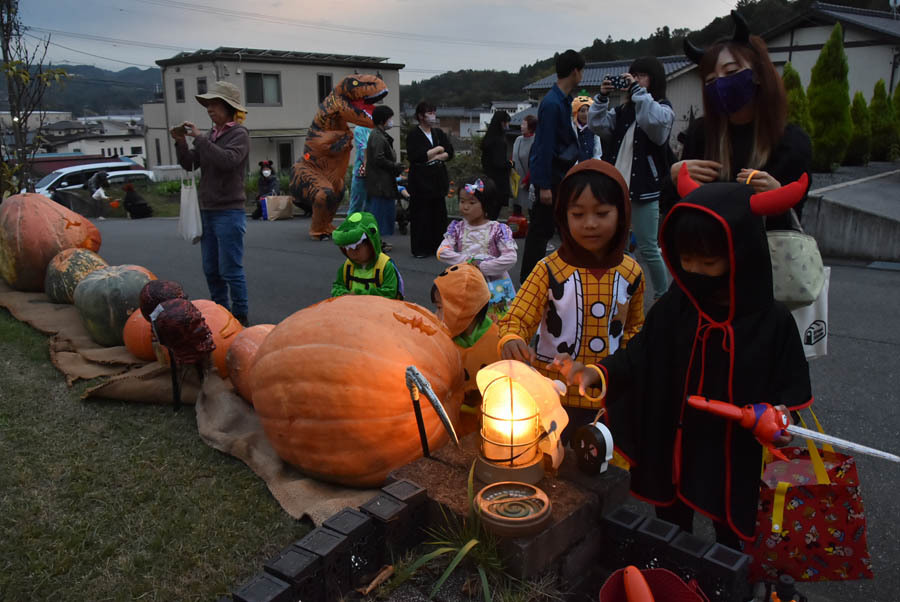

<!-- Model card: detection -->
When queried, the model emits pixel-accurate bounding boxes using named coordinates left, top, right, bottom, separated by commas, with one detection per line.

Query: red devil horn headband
left=749, top=173, right=809, bottom=216
left=677, top=163, right=809, bottom=215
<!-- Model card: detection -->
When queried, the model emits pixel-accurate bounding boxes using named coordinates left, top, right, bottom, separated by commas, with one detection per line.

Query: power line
left=132, top=0, right=569, bottom=51
left=25, top=32, right=157, bottom=68
left=27, top=27, right=198, bottom=52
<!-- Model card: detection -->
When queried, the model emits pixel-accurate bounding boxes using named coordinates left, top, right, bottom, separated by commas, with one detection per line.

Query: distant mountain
left=399, top=0, right=877, bottom=108
left=41, top=65, right=162, bottom=116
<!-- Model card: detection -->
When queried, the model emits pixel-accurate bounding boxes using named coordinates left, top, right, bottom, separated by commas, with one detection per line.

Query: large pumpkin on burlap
left=74, top=265, right=156, bottom=346
left=154, top=300, right=242, bottom=377
left=123, top=310, right=155, bottom=361
left=226, top=324, right=274, bottom=404
left=0, top=193, right=102, bottom=291
left=44, top=248, right=108, bottom=304
left=251, top=295, right=464, bottom=487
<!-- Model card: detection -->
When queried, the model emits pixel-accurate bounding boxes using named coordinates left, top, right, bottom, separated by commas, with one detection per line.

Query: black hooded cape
left=598, top=180, right=812, bottom=540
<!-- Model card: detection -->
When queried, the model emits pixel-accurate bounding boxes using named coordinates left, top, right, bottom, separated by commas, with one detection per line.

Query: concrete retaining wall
left=803, top=194, right=900, bottom=262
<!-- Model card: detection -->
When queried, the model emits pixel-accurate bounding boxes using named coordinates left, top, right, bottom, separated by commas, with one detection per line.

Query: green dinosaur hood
left=333, top=211, right=382, bottom=260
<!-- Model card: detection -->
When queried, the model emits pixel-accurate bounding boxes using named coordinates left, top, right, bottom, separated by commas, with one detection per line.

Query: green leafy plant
left=782, top=62, right=813, bottom=137
left=154, top=180, right=181, bottom=196
left=844, top=91, right=871, bottom=166
left=806, top=23, right=852, bottom=172
left=869, top=79, right=896, bottom=162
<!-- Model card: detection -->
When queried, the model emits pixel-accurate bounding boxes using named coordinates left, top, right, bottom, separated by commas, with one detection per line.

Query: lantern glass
left=480, top=377, right=540, bottom=466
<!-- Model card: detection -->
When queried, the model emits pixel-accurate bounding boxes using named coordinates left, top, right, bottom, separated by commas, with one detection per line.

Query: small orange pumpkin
left=123, top=310, right=155, bottom=361
left=155, top=300, right=243, bottom=377
left=226, top=324, right=275, bottom=404
left=251, top=295, right=464, bottom=488
left=0, top=193, right=102, bottom=291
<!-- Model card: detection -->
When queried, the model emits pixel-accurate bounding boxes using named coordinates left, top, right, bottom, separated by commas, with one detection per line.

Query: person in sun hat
left=172, top=80, right=252, bottom=326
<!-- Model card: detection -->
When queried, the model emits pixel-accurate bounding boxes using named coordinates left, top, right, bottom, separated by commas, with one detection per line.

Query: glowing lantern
left=474, top=360, right=569, bottom=484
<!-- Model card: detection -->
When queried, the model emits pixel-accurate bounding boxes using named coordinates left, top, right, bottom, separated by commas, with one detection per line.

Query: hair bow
left=464, top=179, right=484, bottom=194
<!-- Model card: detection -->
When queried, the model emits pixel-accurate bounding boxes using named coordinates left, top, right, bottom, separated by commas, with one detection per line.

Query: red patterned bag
left=747, top=412, right=873, bottom=582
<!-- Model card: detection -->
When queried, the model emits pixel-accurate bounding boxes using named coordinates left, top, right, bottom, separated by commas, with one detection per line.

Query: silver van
left=34, top=161, right=135, bottom=196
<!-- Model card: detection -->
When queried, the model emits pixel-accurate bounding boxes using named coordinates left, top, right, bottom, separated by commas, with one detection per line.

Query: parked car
left=33, top=161, right=136, bottom=196
left=55, top=169, right=155, bottom=192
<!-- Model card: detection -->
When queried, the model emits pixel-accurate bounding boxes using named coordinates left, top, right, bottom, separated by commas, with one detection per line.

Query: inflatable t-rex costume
left=291, top=74, right=389, bottom=240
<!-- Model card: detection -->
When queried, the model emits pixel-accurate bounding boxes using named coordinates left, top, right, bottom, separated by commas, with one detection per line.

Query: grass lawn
left=0, top=308, right=310, bottom=601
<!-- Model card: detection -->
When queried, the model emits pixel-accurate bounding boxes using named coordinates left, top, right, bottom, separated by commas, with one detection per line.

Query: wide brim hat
left=196, top=80, right=247, bottom=113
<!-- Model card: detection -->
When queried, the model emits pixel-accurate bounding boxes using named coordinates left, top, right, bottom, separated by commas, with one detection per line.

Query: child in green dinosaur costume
left=331, top=212, right=404, bottom=299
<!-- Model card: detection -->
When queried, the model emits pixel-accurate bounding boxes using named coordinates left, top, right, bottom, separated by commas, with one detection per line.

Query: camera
left=607, top=74, right=631, bottom=90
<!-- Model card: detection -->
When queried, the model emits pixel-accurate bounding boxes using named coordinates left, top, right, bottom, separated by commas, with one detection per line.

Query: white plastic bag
left=177, top=171, right=202, bottom=244
left=791, top=266, right=829, bottom=360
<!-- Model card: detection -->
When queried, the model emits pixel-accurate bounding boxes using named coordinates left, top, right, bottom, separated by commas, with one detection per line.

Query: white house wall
left=156, top=59, right=402, bottom=171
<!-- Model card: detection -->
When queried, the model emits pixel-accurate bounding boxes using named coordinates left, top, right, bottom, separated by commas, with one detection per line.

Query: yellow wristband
left=745, top=170, right=759, bottom=185
left=581, top=364, right=607, bottom=403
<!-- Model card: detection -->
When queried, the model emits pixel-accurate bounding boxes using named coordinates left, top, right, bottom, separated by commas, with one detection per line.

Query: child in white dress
left=437, top=176, right=518, bottom=318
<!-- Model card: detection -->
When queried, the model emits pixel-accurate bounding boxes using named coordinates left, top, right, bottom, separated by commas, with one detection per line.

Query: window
left=197, top=77, right=207, bottom=95
left=317, top=74, right=333, bottom=103
left=278, top=142, right=293, bottom=172
left=175, top=78, right=185, bottom=103
left=119, top=147, right=124, bottom=155
left=155, top=139, right=161, bottom=165
left=101, top=148, right=105, bottom=157
left=130, top=146, right=142, bottom=155
left=245, top=72, right=281, bottom=105
left=72, top=147, right=80, bottom=153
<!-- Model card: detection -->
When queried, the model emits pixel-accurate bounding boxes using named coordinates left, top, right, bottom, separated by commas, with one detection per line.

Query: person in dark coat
left=122, top=183, right=153, bottom=218
left=553, top=171, right=812, bottom=549
left=406, top=101, right=454, bottom=258
left=365, top=105, right=404, bottom=249
left=661, top=11, right=811, bottom=230
left=480, top=110, right=512, bottom=219
left=251, top=160, right=279, bottom=220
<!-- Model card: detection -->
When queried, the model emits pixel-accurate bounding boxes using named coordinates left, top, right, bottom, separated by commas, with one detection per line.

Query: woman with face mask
left=406, top=101, right=454, bottom=258
left=365, top=105, right=404, bottom=250
left=664, top=10, right=811, bottom=230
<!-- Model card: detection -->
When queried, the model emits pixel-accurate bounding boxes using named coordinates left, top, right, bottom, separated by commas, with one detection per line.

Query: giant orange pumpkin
left=226, top=324, right=274, bottom=404
left=0, top=193, right=102, bottom=291
left=155, top=300, right=243, bottom=377
left=123, top=310, right=155, bottom=361
left=251, top=295, right=464, bottom=488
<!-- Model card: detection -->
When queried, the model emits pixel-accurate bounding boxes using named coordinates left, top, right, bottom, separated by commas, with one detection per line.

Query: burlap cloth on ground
left=0, top=280, right=375, bottom=523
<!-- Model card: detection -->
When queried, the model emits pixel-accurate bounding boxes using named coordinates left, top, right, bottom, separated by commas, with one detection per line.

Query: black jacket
left=599, top=180, right=812, bottom=540
left=481, top=133, right=511, bottom=200
left=365, top=127, right=402, bottom=198
left=406, top=126, right=454, bottom=199
left=660, top=120, right=812, bottom=228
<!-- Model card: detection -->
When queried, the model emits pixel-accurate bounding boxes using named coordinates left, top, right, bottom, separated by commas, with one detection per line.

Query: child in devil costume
left=554, top=165, right=812, bottom=548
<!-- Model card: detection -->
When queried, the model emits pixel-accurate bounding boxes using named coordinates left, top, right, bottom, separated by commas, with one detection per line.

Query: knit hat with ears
left=554, top=159, right=631, bottom=270
left=571, top=95, right=594, bottom=119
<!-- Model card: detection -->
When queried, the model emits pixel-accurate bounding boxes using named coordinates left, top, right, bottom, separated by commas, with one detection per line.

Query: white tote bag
left=177, top=171, right=202, bottom=244
left=791, top=266, right=830, bottom=360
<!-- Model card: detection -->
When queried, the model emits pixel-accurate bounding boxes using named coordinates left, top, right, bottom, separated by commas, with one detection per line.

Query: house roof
left=763, top=2, right=900, bottom=43
left=524, top=55, right=696, bottom=91
left=157, top=47, right=405, bottom=70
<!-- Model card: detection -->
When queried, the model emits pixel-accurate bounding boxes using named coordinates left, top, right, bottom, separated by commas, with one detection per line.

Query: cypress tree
left=806, top=23, right=852, bottom=171
left=844, top=92, right=870, bottom=166
left=869, top=80, right=894, bottom=161
left=782, top=62, right=813, bottom=136
left=892, top=83, right=900, bottom=158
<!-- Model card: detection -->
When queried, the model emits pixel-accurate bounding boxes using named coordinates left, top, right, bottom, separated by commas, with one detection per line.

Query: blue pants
left=631, top=200, right=669, bottom=299
left=200, top=209, right=248, bottom=317
left=365, top=195, right=396, bottom=237
left=349, top=175, right=367, bottom=215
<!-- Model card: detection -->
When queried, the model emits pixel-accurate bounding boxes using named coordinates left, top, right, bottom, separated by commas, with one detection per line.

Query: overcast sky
left=22, top=0, right=730, bottom=85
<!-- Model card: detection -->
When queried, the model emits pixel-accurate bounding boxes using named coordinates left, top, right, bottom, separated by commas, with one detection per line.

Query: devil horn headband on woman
left=677, top=163, right=810, bottom=216
left=683, top=10, right=751, bottom=65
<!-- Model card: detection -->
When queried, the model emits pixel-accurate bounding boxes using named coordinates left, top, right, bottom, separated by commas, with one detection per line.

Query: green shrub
left=844, top=91, right=871, bottom=166
left=893, top=83, right=900, bottom=148
left=807, top=23, right=852, bottom=171
left=154, top=180, right=181, bottom=196
left=783, top=62, right=813, bottom=136
left=869, top=80, right=895, bottom=161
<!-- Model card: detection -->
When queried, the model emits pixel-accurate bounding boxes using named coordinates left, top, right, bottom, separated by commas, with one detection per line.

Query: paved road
left=94, top=216, right=900, bottom=600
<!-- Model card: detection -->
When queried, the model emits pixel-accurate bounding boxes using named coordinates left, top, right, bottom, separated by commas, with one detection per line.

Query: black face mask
left=679, top=271, right=730, bottom=303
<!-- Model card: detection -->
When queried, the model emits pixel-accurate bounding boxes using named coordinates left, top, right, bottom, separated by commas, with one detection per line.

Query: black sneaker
left=234, top=314, right=250, bottom=327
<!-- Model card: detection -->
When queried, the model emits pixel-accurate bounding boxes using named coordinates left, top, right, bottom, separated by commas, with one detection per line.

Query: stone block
left=698, top=542, right=752, bottom=602
left=263, top=544, right=323, bottom=601
left=600, top=506, right=646, bottom=567
left=666, top=531, right=713, bottom=584
left=295, top=526, right=350, bottom=599
left=634, top=516, right=680, bottom=568
left=323, top=507, right=379, bottom=587
left=232, top=572, right=293, bottom=602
